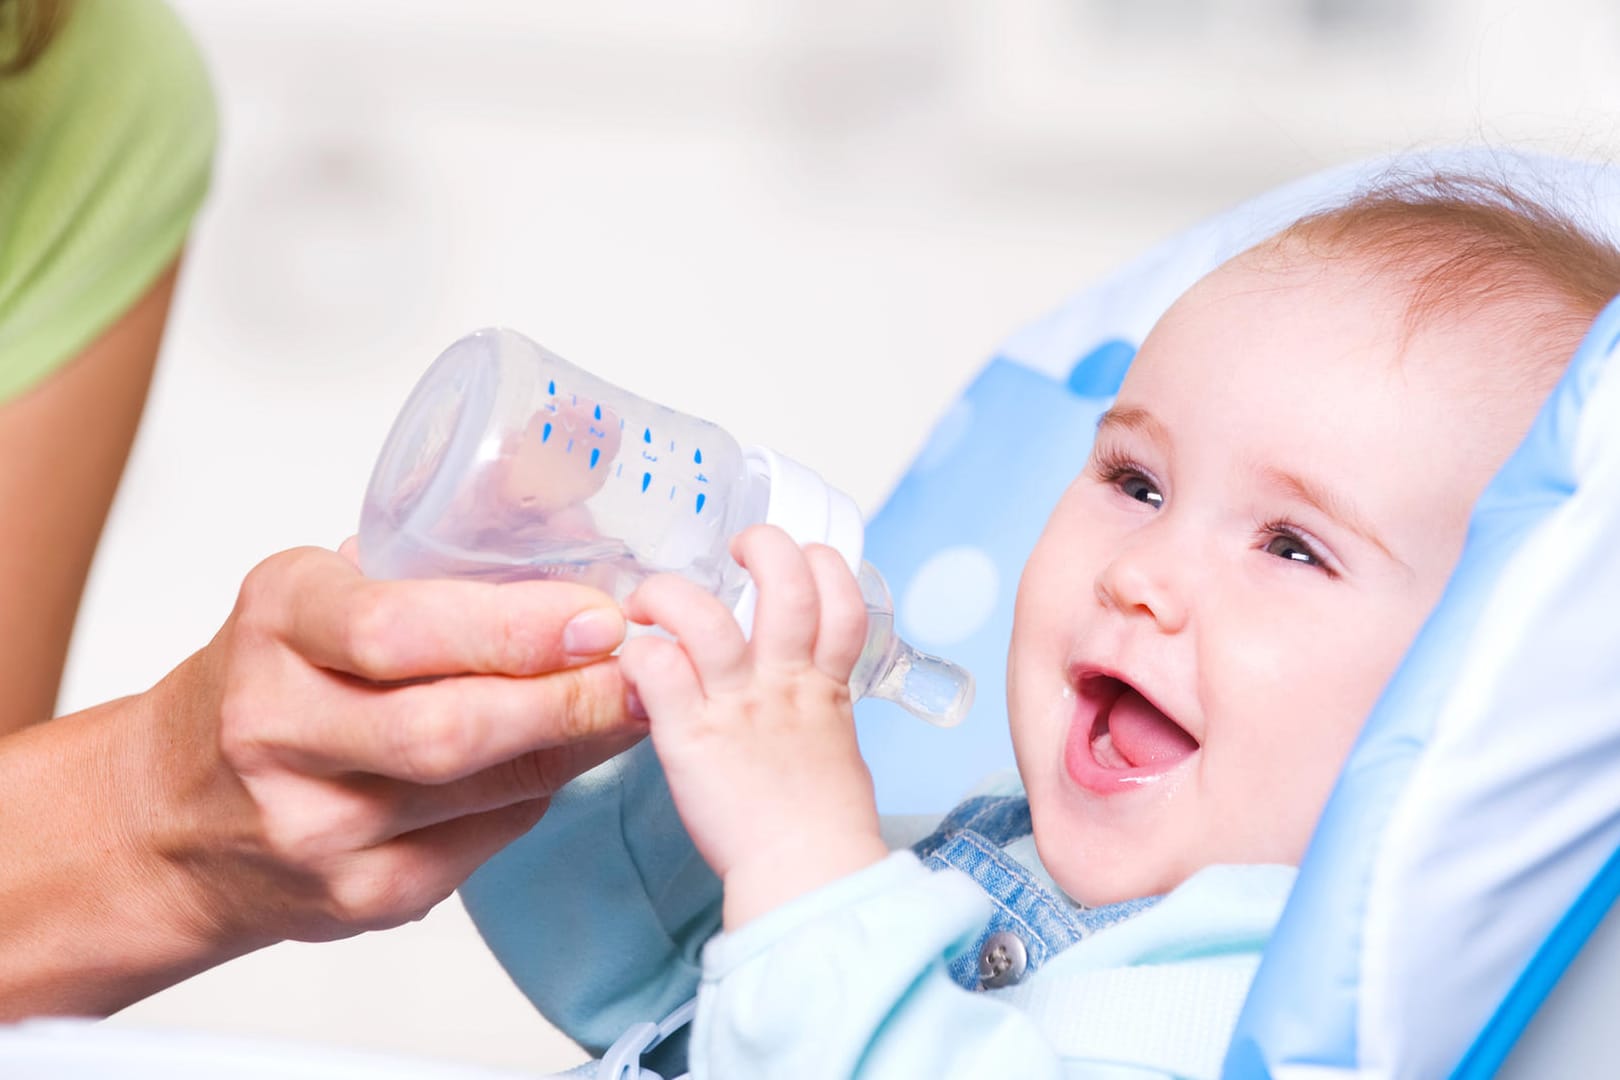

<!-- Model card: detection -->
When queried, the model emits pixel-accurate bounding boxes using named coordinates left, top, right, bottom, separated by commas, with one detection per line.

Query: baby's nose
left=1093, top=533, right=1190, bottom=633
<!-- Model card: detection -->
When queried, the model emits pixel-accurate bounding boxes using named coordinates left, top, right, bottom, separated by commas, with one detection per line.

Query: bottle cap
left=731, top=445, right=865, bottom=632
left=732, top=448, right=975, bottom=728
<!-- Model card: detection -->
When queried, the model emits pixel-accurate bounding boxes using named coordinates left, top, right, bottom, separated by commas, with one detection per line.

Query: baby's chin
left=1028, top=811, right=1199, bottom=907
left=1031, top=802, right=1316, bottom=906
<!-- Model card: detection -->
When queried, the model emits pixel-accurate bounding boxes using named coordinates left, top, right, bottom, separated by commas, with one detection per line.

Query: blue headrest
left=853, top=147, right=1620, bottom=1076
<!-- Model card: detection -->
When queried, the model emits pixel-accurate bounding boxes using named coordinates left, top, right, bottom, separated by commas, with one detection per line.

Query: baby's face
left=1007, top=247, right=1552, bottom=905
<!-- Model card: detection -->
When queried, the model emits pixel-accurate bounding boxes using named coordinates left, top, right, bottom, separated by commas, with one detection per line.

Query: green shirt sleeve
left=0, top=0, right=216, bottom=402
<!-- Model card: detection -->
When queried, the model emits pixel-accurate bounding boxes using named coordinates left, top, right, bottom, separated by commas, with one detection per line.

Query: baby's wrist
left=720, top=829, right=889, bottom=931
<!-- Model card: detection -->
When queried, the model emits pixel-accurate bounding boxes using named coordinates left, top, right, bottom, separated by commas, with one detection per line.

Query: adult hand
left=0, top=542, right=645, bottom=1017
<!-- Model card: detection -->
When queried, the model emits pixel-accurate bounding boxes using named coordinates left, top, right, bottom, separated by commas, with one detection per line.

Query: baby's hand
left=620, top=525, right=888, bottom=929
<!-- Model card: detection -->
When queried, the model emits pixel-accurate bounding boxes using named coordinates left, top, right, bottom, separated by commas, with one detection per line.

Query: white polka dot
left=899, top=546, right=1000, bottom=647
left=912, top=399, right=975, bottom=472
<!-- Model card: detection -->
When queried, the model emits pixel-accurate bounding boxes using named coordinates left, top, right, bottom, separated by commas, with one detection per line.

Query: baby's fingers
left=731, top=525, right=820, bottom=669
left=619, top=636, right=706, bottom=725
left=805, top=545, right=869, bottom=681
left=624, top=573, right=749, bottom=693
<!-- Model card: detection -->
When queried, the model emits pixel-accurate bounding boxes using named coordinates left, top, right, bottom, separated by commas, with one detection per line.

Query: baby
left=499, top=174, right=1620, bottom=1078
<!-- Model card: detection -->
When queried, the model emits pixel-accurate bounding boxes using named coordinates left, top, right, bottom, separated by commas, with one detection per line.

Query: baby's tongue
left=1099, top=688, right=1198, bottom=769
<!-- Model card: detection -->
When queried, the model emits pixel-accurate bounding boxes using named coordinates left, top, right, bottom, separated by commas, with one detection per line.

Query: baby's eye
left=1118, top=473, right=1164, bottom=508
left=1090, top=448, right=1165, bottom=509
left=1261, top=526, right=1331, bottom=575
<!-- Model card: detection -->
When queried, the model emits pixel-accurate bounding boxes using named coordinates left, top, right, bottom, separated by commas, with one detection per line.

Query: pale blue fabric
left=693, top=854, right=1290, bottom=1079
left=461, top=742, right=713, bottom=1075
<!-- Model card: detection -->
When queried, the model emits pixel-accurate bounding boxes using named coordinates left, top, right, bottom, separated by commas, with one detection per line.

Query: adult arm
left=0, top=260, right=178, bottom=733
left=0, top=532, right=645, bottom=1019
left=0, top=0, right=214, bottom=733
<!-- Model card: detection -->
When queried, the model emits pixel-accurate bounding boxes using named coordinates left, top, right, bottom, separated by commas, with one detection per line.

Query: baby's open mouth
left=1084, top=674, right=1200, bottom=771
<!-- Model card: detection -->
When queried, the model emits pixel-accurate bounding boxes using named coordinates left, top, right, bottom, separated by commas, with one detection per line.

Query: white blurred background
left=74, top=0, right=1620, bottom=1072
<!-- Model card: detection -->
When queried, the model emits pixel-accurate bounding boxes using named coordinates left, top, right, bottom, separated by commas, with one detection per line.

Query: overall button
left=978, top=930, right=1029, bottom=989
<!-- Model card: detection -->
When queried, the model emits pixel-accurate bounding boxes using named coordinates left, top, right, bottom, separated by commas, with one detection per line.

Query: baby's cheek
left=1204, top=607, right=1304, bottom=709
left=1205, top=606, right=1369, bottom=766
left=1218, top=599, right=1407, bottom=806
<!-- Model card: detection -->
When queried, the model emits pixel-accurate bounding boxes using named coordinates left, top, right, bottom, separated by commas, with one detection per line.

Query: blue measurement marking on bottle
left=547, top=380, right=555, bottom=395
left=668, top=440, right=675, bottom=452
left=695, top=492, right=707, bottom=514
left=594, top=404, right=602, bottom=420
left=694, top=448, right=702, bottom=464
left=668, top=485, right=675, bottom=501
left=615, top=463, right=623, bottom=478
left=565, top=439, right=573, bottom=453
left=541, top=422, right=552, bottom=443
left=695, top=472, right=709, bottom=483
left=643, top=427, right=652, bottom=444
left=641, top=472, right=651, bottom=493
left=589, top=447, right=600, bottom=468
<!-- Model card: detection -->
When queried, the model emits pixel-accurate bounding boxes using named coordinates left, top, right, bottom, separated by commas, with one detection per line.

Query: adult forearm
left=0, top=681, right=250, bottom=1019
left=0, top=545, right=645, bottom=1019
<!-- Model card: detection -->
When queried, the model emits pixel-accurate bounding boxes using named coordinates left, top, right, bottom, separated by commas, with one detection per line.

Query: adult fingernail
left=625, top=688, right=648, bottom=721
left=564, top=607, right=624, bottom=657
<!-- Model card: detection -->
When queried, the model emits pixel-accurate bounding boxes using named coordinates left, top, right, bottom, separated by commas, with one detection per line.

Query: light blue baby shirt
left=461, top=742, right=1295, bottom=1079
left=696, top=850, right=1291, bottom=1079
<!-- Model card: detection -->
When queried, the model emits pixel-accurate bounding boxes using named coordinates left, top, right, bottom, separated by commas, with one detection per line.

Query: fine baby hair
left=1280, top=171, right=1620, bottom=371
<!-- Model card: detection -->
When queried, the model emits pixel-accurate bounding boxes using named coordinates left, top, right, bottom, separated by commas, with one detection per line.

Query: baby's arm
left=620, top=527, right=1197, bottom=1078
left=620, top=525, right=889, bottom=930
left=464, top=523, right=890, bottom=1061
left=456, top=737, right=719, bottom=1063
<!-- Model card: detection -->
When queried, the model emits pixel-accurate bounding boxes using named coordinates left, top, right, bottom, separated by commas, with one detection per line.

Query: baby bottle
left=358, top=327, right=974, bottom=727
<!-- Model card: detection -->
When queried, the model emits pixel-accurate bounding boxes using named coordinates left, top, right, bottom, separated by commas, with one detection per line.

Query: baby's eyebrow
left=1259, top=465, right=1402, bottom=565
left=1095, top=406, right=1168, bottom=444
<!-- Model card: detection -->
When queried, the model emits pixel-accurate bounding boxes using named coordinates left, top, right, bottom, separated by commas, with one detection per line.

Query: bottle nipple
left=848, top=562, right=974, bottom=727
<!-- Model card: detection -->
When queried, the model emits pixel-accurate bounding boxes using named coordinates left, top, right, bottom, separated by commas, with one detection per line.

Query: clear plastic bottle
left=359, top=327, right=973, bottom=727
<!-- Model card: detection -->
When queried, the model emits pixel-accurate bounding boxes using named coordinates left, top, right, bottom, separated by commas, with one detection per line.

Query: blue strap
left=1450, top=845, right=1620, bottom=1079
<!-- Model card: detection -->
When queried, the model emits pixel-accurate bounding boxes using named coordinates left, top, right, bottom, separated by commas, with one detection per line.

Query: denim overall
left=913, top=794, right=1161, bottom=991
left=594, top=794, right=1162, bottom=1078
